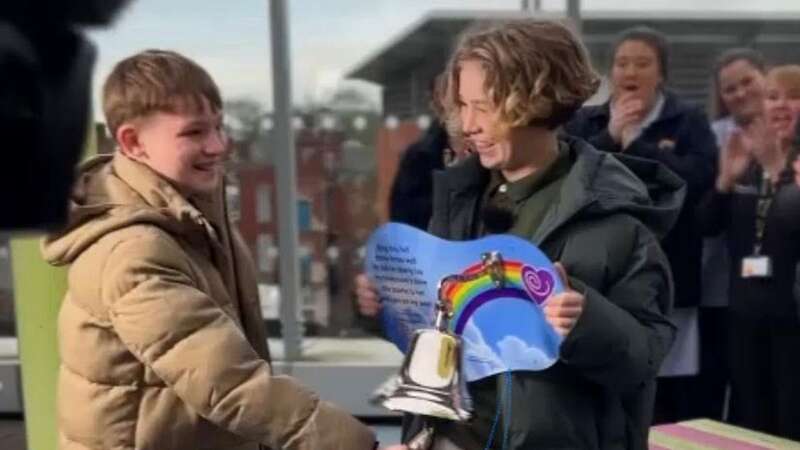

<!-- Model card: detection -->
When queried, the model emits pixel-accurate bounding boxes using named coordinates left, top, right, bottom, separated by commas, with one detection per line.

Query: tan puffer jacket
left=42, top=153, right=376, bottom=450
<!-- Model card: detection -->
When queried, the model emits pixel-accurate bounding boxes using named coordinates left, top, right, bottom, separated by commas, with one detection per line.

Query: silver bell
left=381, top=323, right=470, bottom=420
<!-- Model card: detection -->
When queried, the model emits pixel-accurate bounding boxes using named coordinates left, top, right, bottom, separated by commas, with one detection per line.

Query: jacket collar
left=435, top=138, right=601, bottom=244
left=586, top=89, right=687, bottom=125
left=531, top=138, right=600, bottom=243
left=433, top=135, right=684, bottom=244
left=439, top=153, right=489, bottom=196
left=111, top=152, right=225, bottom=246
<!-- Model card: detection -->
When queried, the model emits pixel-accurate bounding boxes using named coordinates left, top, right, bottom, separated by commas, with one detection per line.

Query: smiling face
left=611, top=39, right=663, bottom=108
left=718, top=59, right=766, bottom=125
left=440, top=21, right=599, bottom=179
left=457, top=59, right=514, bottom=172
left=117, top=97, right=229, bottom=194
left=764, top=71, right=800, bottom=145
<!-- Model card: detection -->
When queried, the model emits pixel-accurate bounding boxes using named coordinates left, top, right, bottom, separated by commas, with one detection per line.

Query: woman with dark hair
left=710, top=48, right=767, bottom=130
left=699, top=65, right=800, bottom=440
left=564, top=26, right=718, bottom=424
left=698, top=48, right=767, bottom=421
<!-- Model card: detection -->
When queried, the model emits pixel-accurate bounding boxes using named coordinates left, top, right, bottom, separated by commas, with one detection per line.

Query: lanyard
left=753, top=170, right=776, bottom=256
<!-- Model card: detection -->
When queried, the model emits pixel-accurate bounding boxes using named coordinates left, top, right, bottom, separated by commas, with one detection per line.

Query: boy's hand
left=355, top=273, right=381, bottom=317
left=543, top=263, right=585, bottom=337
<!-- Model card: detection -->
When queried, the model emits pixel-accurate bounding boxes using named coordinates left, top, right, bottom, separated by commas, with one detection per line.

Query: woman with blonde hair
left=699, top=64, right=800, bottom=439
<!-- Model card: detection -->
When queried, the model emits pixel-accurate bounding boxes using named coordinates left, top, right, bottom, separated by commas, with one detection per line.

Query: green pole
left=11, top=124, right=96, bottom=450
left=10, top=239, right=66, bottom=450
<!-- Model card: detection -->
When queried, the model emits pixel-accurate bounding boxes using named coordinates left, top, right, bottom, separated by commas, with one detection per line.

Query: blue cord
left=483, top=371, right=512, bottom=450
left=483, top=408, right=500, bottom=450
left=483, top=401, right=499, bottom=450
left=502, top=371, right=512, bottom=450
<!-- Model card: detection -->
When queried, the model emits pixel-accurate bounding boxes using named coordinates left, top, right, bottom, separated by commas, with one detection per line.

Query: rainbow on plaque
left=366, top=223, right=564, bottom=382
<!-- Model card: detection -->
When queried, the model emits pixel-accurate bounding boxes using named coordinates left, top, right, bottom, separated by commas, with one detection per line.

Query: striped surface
left=650, top=419, right=800, bottom=450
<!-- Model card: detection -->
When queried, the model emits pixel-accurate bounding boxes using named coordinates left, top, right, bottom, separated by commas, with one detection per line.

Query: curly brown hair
left=438, top=19, right=599, bottom=133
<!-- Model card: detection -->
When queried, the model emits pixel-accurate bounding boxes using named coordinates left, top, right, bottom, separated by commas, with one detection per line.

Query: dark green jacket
left=564, top=91, right=718, bottom=307
left=406, top=137, right=683, bottom=450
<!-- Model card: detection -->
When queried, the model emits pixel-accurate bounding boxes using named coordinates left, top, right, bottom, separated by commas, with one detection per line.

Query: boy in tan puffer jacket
left=42, top=49, right=404, bottom=450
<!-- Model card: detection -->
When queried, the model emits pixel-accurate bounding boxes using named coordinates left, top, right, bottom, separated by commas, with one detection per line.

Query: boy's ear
left=116, top=123, right=147, bottom=161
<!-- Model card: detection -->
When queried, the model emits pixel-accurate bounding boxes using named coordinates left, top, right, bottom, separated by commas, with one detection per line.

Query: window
left=256, top=184, right=272, bottom=224
left=297, top=199, right=312, bottom=232
left=256, top=233, right=276, bottom=274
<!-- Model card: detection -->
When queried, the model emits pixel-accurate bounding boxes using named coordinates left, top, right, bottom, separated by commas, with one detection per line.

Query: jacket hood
left=436, top=136, right=685, bottom=242
left=42, top=152, right=222, bottom=266
left=544, top=136, right=685, bottom=240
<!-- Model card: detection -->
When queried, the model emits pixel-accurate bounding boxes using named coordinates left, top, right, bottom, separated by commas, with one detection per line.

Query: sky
left=86, top=0, right=800, bottom=121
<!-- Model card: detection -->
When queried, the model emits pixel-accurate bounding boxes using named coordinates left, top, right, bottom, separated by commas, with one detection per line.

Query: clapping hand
left=716, top=128, right=753, bottom=192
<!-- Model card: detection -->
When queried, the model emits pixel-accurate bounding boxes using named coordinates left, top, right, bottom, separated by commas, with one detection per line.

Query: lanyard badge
left=742, top=173, right=774, bottom=279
